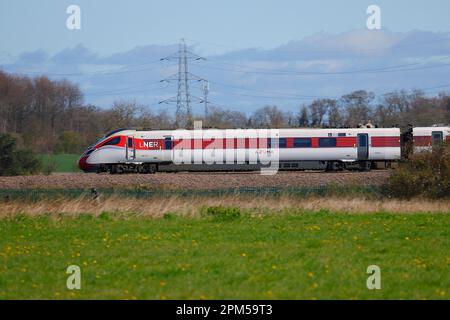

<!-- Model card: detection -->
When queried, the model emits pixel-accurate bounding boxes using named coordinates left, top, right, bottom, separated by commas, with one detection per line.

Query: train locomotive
left=78, top=126, right=450, bottom=174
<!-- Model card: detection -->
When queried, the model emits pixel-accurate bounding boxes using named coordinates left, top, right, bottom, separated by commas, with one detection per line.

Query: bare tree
left=298, top=105, right=309, bottom=127
left=340, top=90, right=375, bottom=127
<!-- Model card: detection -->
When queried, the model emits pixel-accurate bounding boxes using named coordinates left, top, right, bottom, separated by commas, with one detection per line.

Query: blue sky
left=2, top=0, right=450, bottom=56
left=1, top=0, right=450, bottom=114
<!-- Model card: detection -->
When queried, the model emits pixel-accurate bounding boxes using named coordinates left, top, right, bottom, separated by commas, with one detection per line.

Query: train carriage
left=412, top=126, right=450, bottom=152
left=78, top=127, right=402, bottom=173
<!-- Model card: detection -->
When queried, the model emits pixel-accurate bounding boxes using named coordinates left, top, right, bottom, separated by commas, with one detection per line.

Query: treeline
left=0, top=70, right=449, bottom=154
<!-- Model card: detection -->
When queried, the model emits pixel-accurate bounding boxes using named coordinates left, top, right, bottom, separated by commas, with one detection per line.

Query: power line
left=191, top=56, right=450, bottom=76
left=1, top=59, right=162, bottom=77
left=85, top=81, right=168, bottom=97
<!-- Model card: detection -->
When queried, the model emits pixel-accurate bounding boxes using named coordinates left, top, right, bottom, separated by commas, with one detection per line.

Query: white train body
left=79, top=127, right=402, bottom=173
left=412, top=126, right=450, bottom=152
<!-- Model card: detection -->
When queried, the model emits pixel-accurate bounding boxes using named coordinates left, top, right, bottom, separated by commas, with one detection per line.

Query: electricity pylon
left=160, top=39, right=206, bottom=128
left=202, top=80, right=209, bottom=119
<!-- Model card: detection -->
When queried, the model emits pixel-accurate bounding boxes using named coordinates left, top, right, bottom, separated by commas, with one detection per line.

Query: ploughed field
left=0, top=171, right=390, bottom=190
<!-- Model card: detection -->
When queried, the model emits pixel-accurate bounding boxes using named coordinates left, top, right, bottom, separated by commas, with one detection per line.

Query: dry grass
left=0, top=195, right=448, bottom=218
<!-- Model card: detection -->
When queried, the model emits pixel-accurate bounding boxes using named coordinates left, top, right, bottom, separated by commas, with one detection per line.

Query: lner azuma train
left=78, top=126, right=450, bottom=173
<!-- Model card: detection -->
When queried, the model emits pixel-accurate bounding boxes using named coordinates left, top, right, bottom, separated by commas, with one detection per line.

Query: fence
left=0, top=185, right=383, bottom=201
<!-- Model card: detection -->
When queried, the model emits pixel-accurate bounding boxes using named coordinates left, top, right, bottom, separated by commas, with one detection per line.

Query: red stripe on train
left=124, top=136, right=401, bottom=150
left=371, top=136, right=400, bottom=147
left=413, top=136, right=431, bottom=146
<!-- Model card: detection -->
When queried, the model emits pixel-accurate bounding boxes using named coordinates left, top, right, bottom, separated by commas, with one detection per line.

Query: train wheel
left=149, top=164, right=157, bottom=174
left=110, top=164, right=118, bottom=174
left=358, top=161, right=371, bottom=171
left=326, top=161, right=343, bottom=172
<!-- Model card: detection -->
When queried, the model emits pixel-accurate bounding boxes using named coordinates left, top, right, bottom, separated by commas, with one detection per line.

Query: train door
left=125, top=136, right=135, bottom=161
left=357, top=133, right=369, bottom=160
left=163, top=136, right=173, bottom=162
left=432, top=131, right=443, bottom=146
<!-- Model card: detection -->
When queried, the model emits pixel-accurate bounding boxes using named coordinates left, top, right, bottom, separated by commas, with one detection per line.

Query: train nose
left=78, top=155, right=90, bottom=172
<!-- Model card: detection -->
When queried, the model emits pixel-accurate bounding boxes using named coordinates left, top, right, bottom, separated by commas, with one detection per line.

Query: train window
left=127, top=137, right=133, bottom=148
left=338, top=133, right=346, bottom=137
left=359, top=135, right=367, bottom=147
left=279, top=138, right=287, bottom=148
left=165, top=137, right=173, bottom=150
left=102, top=136, right=121, bottom=146
left=293, top=138, right=311, bottom=148
left=432, top=131, right=443, bottom=146
left=318, top=137, right=337, bottom=147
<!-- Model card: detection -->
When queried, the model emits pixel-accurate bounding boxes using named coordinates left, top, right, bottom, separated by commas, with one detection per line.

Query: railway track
left=0, top=171, right=391, bottom=190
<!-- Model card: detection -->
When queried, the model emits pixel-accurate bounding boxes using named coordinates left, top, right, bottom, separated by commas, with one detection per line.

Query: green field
left=39, top=154, right=80, bottom=173
left=0, top=210, right=448, bottom=299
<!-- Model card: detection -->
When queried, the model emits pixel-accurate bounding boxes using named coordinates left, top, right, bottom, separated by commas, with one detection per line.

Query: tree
left=327, top=102, right=343, bottom=128
left=250, top=106, right=285, bottom=128
left=308, top=99, right=335, bottom=127
left=0, top=134, right=16, bottom=175
left=298, top=105, right=309, bottom=127
left=55, top=131, right=81, bottom=154
left=205, top=106, right=247, bottom=129
left=341, top=90, right=375, bottom=127
left=0, top=134, right=41, bottom=175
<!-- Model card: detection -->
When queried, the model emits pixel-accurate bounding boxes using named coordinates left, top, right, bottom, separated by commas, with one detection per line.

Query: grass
left=38, top=154, right=80, bottom=173
left=0, top=195, right=448, bottom=218
left=0, top=207, right=449, bottom=299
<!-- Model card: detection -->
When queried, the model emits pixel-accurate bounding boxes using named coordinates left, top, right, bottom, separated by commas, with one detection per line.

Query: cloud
left=2, top=29, right=450, bottom=114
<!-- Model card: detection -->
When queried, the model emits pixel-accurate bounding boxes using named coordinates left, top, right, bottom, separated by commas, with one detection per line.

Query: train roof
left=109, top=127, right=401, bottom=139
left=413, top=126, right=450, bottom=135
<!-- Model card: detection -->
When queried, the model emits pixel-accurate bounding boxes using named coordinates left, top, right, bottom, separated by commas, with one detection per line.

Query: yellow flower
left=307, top=272, right=314, bottom=278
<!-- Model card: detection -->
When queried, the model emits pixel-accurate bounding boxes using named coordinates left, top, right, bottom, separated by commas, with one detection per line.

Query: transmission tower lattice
left=160, top=39, right=206, bottom=127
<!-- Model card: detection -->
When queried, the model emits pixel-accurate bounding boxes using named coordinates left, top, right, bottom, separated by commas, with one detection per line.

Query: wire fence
left=0, top=185, right=383, bottom=201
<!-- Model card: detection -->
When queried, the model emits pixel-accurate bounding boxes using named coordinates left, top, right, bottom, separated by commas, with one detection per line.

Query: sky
left=1, top=0, right=450, bottom=115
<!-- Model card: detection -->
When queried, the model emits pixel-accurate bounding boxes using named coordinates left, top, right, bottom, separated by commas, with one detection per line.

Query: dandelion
left=307, top=272, right=314, bottom=278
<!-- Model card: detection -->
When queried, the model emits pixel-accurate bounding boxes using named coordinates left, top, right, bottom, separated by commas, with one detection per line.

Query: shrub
left=42, top=158, right=57, bottom=175
left=202, top=206, right=241, bottom=221
left=387, top=141, right=450, bottom=198
left=0, top=134, right=42, bottom=175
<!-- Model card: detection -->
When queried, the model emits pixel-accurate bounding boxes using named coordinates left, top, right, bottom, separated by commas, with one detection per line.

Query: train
left=78, top=125, right=450, bottom=173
